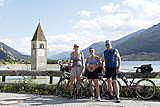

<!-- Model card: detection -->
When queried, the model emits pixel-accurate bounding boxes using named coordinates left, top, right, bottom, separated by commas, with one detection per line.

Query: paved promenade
left=0, top=92, right=159, bottom=107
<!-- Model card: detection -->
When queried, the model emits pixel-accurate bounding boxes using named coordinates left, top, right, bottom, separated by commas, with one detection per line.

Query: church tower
left=31, top=23, right=47, bottom=70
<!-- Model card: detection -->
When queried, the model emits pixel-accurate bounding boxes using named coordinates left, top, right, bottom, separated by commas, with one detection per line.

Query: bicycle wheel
left=97, top=78, right=107, bottom=97
left=80, top=77, right=107, bottom=97
left=105, top=80, right=121, bottom=97
left=89, top=78, right=107, bottom=98
left=57, top=77, right=75, bottom=97
left=135, top=79, right=156, bottom=100
left=79, top=77, right=91, bottom=97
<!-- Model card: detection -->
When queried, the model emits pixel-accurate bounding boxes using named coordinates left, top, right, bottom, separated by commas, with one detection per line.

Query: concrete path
left=0, top=92, right=159, bottom=107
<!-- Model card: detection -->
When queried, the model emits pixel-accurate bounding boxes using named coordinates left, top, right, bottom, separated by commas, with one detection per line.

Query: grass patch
left=0, top=76, right=159, bottom=101
left=119, top=87, right=160, bottom=100
left=0, top=82, right=57, bottom=95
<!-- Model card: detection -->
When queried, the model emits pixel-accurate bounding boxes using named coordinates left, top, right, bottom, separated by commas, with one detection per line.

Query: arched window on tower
left=40, top=44, right=44, bottom=49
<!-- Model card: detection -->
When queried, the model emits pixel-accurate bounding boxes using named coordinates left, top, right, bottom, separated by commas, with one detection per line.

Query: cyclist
left=67, top=44, right=85, bottom=99
left=85, top=47, right=101, bottom=101
left=102, top=40, right=121, bottom=103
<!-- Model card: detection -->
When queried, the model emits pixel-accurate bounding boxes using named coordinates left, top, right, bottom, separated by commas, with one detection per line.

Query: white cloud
left=101, top=3, right=119, bottom=13
left=73, top=0, right=160, bottom=36
left=0, top=0, right=4, bottom=6
left=46, top=30, right=106, bottom=55
left=77, top=10, right=91, bottom=16
left=0, top=0, right=12, bottom=6
left=47, top=33, right=89, bottom=52
left=152, top=0, right=160, bottom=5
left=18, top=37, right=31, bottom=54
left=0, top=38, right=15, bottom=44
left=0, top=0, right=4, bottom=19
left=2, top=0, right=160, bottom=57
left=0, top=37, right=31, bottom=55
left=0, top=30, right=106, bottom=57
left=77, top=30, right=92, bottom=37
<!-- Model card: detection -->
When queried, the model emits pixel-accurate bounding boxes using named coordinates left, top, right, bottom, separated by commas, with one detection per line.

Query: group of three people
left=67, top=40, right=121, bottom=103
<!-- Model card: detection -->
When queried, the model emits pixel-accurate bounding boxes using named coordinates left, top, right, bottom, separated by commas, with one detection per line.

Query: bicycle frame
left=118, top=68, right=139, bottom=90
left=56, top=64, right=71, bottom=96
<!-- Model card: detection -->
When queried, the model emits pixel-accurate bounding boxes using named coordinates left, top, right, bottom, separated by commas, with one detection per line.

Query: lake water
left=121, top=61, right=160, bottom=71
left=3, top=61, right=160, bottom=85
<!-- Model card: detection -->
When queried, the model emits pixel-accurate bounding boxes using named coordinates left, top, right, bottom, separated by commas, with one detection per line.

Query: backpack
left=140, top=64, right=153, bottom=73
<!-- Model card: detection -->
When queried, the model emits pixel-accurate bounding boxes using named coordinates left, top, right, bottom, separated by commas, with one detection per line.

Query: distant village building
left=31, top=23, right=47, bottom=71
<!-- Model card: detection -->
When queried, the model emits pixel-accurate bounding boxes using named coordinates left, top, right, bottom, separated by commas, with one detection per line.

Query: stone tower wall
left=31, top=41, right=47, bottom=70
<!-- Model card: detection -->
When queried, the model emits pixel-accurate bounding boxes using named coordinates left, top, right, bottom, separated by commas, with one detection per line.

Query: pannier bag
left=65, top=66, right=71, bottom=72
left=60, top=65, right=71, bottom=72
left=140, top=64, right=153, bottom=73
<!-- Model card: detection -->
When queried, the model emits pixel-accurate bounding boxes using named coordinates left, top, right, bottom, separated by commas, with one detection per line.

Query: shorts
left=105, top=68, right=117, bottom=80
left=85, top=68, right=98, bottom=79
left=71, top=67, right=82, bottom=77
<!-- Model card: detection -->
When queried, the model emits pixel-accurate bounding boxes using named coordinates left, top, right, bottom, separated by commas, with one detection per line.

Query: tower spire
left=31, top=22, right=47, bottom=41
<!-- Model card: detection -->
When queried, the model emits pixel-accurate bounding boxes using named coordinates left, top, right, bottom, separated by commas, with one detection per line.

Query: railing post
left=50, top=76, right=53, bottom=84
left=2, top=76, right=6, bottom=82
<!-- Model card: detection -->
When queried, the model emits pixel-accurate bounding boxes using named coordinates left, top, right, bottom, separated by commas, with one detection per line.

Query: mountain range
left=0, top=42, right=30, bottom=61
left=1, top=22, right=160, bottom=61
left=114, top=23, right=160, bottom=56
left=50, top=22, right=160, bottom=60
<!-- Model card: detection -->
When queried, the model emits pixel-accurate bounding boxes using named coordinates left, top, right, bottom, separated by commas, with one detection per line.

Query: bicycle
left=102, top=78, right=121, bottom=98
left=55, top=64, right=72, bottom=97
left=56, top=64, right=88, bottom=97
left=56, top=64, right=107, bottom=97
left=102, top=64, right=156, bottom=100
left=79, top=67, right=107, bottom=98
left=80, top=74, right=107, bottom=97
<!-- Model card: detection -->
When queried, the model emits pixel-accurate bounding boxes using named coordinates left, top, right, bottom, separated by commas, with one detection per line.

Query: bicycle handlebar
left=133, top=67, right=141, bottom=69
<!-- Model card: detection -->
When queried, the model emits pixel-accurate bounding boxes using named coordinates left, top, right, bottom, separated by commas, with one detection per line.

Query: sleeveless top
left=88, top=56, right=98, bottom=65
left=72, top=52, right=82, bottom=67
left=104, top=48, right=117, bottom=68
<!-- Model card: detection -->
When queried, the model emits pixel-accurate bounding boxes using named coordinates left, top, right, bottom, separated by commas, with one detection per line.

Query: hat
left=73, top=44, right=79, bottom=49
left=105, top=40, right=112, bottom=44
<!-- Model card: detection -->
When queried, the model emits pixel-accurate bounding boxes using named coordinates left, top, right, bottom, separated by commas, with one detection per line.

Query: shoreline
left=0, top=64, right=59, bottom=70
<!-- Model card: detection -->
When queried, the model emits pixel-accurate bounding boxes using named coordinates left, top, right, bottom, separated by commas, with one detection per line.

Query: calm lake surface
left=121, top=61, right=160, bottom=71
left=4, top=61, right=160, bottom=85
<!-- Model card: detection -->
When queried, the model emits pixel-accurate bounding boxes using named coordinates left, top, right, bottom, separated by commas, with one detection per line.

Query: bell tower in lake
left=31, top=22, right=47, bottom=70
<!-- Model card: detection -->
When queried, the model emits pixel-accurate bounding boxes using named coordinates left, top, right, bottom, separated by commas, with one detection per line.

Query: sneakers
left=67, top=94, right=80, bottom=99
left=90, top=94, right=95, bottom=99
left=76, top=94, right=80, bottom=99
left=106, top=95, right=114, bottom=100
left=67, top=94, right=73, bottom=99
left=97, top=96, right=101, bottom=101
left=116, top=98, right=121, bottom=103
left=109, top=95, right=114, bottom=100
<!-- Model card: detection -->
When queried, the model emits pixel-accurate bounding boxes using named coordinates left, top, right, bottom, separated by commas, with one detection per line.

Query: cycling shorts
left=105, top=68, right=117, bottom=80
left=71, top=67, right=82, bottom=77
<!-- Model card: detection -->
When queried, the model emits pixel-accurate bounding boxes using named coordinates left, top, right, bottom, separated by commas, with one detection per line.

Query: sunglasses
left=105, top=44, right=111, bottom=46
left=90, top=50, right=94, bottom=52
left=74, top=46, right=79, bottom=48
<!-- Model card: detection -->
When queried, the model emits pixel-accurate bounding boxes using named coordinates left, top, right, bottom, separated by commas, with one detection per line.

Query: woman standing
left=67, top=44, right=85, bottom=99
left=85, top=47, right=101, bottom=101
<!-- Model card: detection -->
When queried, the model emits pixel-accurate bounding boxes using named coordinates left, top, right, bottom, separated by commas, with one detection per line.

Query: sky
left=1, top=0, right=160, bottom=57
